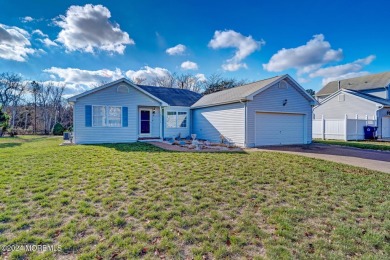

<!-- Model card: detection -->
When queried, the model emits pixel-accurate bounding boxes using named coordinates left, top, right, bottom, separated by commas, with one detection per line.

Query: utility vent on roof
left=278, top=80, right=288, bottom=89
left=338, top=94, right=345, bottom=102
left=117, top=85, right=129, bottom=93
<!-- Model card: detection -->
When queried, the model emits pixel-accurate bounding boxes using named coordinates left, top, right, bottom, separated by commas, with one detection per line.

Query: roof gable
left=317, top=88, right=390, bottom=107
left=191, top=74, right=317, bottom=108
left=316, top=72, right=390, bottom=96
left=67, top=78, right=168, bottom=105
left=67, top=78, right=202, bottom=106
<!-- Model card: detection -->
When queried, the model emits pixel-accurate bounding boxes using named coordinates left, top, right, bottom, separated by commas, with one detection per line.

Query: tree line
left=0, top=73, right=72, bottom=136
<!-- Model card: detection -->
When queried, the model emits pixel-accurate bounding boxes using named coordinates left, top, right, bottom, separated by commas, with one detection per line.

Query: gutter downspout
left=159, top=106, right=163, bottom=140
left=240, top=99, right=248, bottom=148
left=376, top=105, right=384, bottom=138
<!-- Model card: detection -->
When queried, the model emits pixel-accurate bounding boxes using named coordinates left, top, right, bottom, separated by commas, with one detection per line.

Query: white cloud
left=44, top=67, right=123, bottom=85
left=38, top=38, right=59, bottom=47
left=54, top=4, right=134, bottom=54
left=208, top=29, right=265, bottom=71
left=32, top=29, right=47, bottom=37
left=32, top=29, right=58, bottom=47
left=309, top=55, right=375, bottom=78
left=166, top=44, right=186, bottom=55
left=0, top=24, right=36, bottom=62
left=181, top=61, right=198, bottom=70
left=195, top=73, right=207, bottom=82
left=307, top=55, right=375, bottom=85
left=125, top=66, right=171, bottom=84
left=21, top=16, right=34, bottom=23
left=263, top=34, right=343, bottom=73
left=43, top=67, right=125, bottom=96
left=320, top=71, right=371, bottom=86
left=222, top=63, right=247, bottom=71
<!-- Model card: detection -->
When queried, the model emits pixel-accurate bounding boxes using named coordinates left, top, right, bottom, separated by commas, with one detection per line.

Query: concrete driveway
left=252, top=144, right=390, bottom=173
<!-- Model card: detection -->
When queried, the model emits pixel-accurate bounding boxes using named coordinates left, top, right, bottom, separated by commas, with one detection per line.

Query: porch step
left=138, top=137, right=162, bottom=142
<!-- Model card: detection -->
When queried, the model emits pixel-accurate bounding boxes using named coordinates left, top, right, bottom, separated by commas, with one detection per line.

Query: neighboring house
left=316, top=71, right=390, bottom=102
left=313, top=72, right=390, bottom=139
left=68, top=74, right=317, bottom=147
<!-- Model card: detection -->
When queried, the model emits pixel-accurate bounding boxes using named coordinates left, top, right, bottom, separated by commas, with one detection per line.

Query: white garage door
left=255, top=112, right=305, bottom=146
left=382, top=117, right=390, bottom=138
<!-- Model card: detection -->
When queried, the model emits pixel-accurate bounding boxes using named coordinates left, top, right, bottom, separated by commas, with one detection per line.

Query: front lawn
left=314, top=139, right=390, bottom=151
left=0, top=136, right=389, bottom=259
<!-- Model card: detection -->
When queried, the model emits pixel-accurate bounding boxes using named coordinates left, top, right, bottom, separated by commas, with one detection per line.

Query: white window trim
left=92, top=105, right=123, bottom=128
left=166, top=110, right=188, bottom=129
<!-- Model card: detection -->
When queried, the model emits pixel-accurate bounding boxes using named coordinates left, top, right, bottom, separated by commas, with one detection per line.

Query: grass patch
left=0, top=136, right=389, bottom=259
left=314, top=139, right=390, bottom=151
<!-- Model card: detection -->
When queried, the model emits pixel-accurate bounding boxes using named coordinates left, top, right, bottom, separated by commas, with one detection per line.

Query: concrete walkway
left=251, top=144, right=390, bottom=173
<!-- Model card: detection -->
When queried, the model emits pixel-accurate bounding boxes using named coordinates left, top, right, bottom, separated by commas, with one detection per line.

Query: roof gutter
left=191, top=98, right=249, bottom=109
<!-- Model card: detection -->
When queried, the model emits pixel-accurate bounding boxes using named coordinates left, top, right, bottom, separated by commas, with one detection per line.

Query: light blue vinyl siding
left=73, top=82, right=161, bottom=144
left=246, top=81, right=313, bottom=147
left=163, top=106, right=191, bottom=139
left=192, top=102, right=245, bottom=146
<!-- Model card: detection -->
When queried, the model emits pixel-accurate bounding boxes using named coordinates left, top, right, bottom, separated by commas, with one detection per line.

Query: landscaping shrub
left=0, top=106, right=10, bottom=137
left=53, top=123, right=65, bottom=135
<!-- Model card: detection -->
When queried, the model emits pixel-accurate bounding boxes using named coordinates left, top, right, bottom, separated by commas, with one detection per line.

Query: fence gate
left=313, top=115, right=376, bottom=140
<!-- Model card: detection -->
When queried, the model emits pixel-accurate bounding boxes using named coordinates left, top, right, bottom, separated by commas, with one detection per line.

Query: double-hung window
left=166, top=111, right=187, bottom=128
left=93, top=106, right=122, bottom=127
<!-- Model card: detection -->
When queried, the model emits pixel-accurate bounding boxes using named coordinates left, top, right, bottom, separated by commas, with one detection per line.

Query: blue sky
left=0, top=0, right=389, bottom=96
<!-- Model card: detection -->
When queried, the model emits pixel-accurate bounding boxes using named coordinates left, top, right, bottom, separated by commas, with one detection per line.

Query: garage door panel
left=255, top=113, right=304, bottom=146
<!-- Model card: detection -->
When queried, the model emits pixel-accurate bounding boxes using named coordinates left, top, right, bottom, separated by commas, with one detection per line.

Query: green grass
left=0, top=136, right=389, bottom=259
left=314, top=139, right=390, bottom=151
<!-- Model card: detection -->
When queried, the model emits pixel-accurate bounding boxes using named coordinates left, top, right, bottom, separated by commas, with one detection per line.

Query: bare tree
left=0, top=73, right=27, bottom=128
left=30, top=81, right=41, bottom=134
left=203, top=74, right=247, bottom=95
left=151, top=73, right=176, bottom=88
left=132, top=77, right=147, bottom=85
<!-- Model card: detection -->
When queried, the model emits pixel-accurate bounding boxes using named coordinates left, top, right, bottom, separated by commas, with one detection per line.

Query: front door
left=140, top=109, right=151, bottom=136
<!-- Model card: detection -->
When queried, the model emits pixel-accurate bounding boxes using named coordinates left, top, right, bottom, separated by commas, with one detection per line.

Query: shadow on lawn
left=0, top=142, right=22, bottom=149
left=92, top=142, right=248, bottom=154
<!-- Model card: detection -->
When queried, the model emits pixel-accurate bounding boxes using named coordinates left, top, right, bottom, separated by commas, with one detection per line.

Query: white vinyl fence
left=313, top=115, right=376, bottom=140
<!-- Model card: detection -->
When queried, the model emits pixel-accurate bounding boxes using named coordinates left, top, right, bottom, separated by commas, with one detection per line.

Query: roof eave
left=66, top=78, right=169, bottom=106
left=191, top=99, right=248, bottom=109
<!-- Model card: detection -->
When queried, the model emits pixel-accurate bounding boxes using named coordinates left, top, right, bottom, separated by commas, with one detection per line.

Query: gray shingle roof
left=343, top=89, right=390, bottom=106
left=317, top=72, right=390, bottom=96
left=137, top=85, right=202, bottom=107
left=191, top=75, right=283, bottom=108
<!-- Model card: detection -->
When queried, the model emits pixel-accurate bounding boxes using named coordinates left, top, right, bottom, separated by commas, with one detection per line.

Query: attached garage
left=255, top=112, right=306, bottom=146
left=192, top=74, right=317, bottom=147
